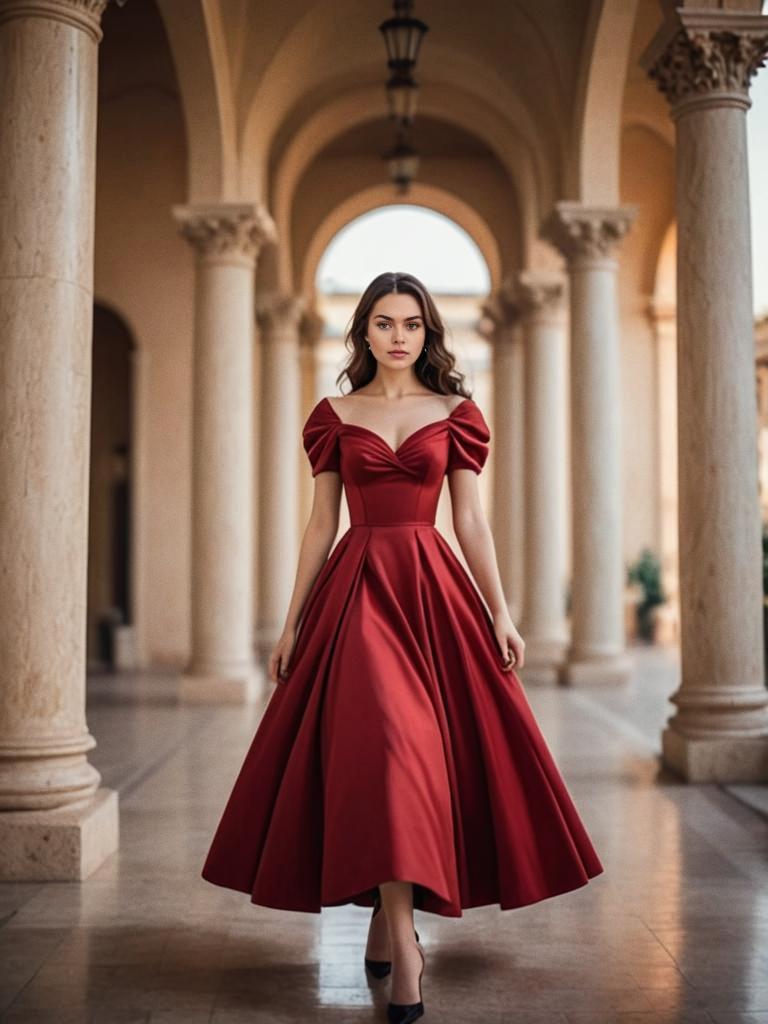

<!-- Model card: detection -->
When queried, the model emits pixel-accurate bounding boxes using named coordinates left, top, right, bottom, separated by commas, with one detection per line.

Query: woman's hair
left=335, top=271, right=472, bottom=398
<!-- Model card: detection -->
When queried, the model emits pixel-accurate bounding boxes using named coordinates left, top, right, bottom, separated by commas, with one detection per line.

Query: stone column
left=515, top=271, right=569, bottom=679
left=298, top=309, right=325, bottom=529
left=255, top=294, right=304, bottom=656
left=647, top=297, right=680, bottom=647
left=172, top=204, right=274, bottom=703
left=481, top=288, right=525, bottom=623
left=0, top=0, right=119, bottom=879
left=641, top=10, right=768, bottom=780
left=541, top=203, right=637, bottom=686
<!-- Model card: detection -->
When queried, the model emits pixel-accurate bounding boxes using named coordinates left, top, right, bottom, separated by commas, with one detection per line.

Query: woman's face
left=366, top=292, right=426, bottom=369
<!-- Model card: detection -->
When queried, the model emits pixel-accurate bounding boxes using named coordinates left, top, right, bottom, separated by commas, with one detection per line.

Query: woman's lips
left=388, top=351, right=408, bottom=357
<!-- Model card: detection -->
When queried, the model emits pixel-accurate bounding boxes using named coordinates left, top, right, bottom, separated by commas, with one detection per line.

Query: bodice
left=302, top=396, right=490, bottom=526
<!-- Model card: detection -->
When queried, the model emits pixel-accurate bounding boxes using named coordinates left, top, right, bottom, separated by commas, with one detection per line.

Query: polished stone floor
left=2, top=644, right=768, bottom=1023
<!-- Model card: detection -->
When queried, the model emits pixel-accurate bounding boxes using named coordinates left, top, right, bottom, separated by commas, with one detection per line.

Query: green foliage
left=626, top=547, right=666, bottom=642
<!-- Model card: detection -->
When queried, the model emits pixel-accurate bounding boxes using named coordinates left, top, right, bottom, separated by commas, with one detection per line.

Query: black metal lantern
left=383, top=129, right=420, bottom=195
left=379, top=1, right=429, bottom=123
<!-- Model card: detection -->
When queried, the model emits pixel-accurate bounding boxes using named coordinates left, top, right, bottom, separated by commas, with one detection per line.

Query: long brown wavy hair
left=335, top=272, right=472, bottom=399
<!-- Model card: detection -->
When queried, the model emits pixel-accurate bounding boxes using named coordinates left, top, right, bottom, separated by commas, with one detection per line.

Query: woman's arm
left=268, top=472, right=343, bottom=684
left=447, top=469, right=525, bottom=671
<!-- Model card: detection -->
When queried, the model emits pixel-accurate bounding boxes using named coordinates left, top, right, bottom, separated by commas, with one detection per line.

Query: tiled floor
left=2, top=645, right=768, bottom=1023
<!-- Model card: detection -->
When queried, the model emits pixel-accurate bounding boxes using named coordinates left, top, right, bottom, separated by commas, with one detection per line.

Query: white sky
left=318, top=73, right=768, bottom=315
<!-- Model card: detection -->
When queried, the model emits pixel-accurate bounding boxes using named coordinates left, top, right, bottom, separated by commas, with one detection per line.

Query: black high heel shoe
left=364, top=895, right=420, bottom=979
left=387, top=940, right=425, bottom=1023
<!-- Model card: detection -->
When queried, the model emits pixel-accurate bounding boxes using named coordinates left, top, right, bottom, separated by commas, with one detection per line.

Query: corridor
left=2, top=646, right=767, bottom=1023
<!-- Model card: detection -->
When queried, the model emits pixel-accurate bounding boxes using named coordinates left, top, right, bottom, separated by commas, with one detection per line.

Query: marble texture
left=1, top=646, right=767, bottom=1021
left=172, top=205, right=273, bottom=705
left=516, top=269, right=569, bottom=672
left=254, top=294, right=305, bottom=655
left=0, top=0, right=118, bottom=878
left=641, top=9, right=768, bottom=780
left=482, top=288, right=526, bottom=625
left=541, top=203, right=637, bottom=686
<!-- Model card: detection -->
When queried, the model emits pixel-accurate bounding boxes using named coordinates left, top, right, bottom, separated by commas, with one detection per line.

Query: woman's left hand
left=492, top=611, right=525, bottom=671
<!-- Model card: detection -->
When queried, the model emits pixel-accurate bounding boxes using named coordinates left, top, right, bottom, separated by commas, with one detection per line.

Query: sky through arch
left=316, top=206, right=491, bottom=296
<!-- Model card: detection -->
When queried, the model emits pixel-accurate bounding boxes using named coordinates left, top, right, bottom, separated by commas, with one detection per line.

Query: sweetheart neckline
left=321, top=396, right=472, bottom=457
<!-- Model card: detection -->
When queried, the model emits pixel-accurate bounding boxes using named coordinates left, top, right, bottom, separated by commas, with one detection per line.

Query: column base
left=662, top=725, right=768, bottom=782
left=558, top=650, right=633, bottom=686
left=178, top=661, right=263, bottom=703
left=0, top=787, right=119, bottom=881
left=522, top=634, right=568, bottom=669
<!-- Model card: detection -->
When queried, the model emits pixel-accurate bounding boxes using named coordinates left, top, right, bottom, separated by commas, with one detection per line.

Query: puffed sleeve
left=302, top=398, right=341, bottom=476
left=446, top=399, right=490, bottom=475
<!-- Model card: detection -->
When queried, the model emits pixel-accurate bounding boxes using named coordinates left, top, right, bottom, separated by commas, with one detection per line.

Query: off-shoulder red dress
left=201, top=396, right=604, bottom=917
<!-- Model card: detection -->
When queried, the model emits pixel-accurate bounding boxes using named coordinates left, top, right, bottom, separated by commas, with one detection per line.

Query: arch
left=570, top=0, right=640, bottom=203
left=301, top=185, right=503, bottom=301
left=267, top=84, right=539, bottom=291
left=155, top=0, right=237, bottom=200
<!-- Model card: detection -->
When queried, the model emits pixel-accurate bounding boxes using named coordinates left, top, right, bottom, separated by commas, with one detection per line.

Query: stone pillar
left=481, top=289, right=525, bottom=623
left=515, top=271, right=569, bottom=679
left=172, top=204, right=274, bottom=703
left=255, top=294, right=304, bottom=656
left=298, top=309, right=325, bottom=529
left=0, top=0, right=119, bottom=879
left=541, top=202, right=637, bottom=686
left=641, top=9, right=768, bottom=780
left=647, top=297, right=680, bottom=647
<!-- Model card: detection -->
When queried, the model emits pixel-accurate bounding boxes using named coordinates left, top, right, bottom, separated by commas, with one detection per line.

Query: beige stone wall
left=94, top=87, right=192, bottom=668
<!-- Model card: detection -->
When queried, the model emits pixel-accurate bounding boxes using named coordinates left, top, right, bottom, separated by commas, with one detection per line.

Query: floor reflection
left=1, top=646, right=767, bottom=1023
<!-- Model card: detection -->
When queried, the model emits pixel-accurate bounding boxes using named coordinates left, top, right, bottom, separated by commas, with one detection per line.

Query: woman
left=201, top=271, right=604, bottom=1023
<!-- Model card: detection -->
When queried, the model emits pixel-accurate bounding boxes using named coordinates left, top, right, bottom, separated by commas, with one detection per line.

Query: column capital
left=0, top=0, right=125, bottom=41
left=255, top=293, right=305, bottom=339
left=514, top=269, right=567, bottom=322
left=299, top=308, right=325, bottom=348
left=480, top=281, right=528, bottom=341
left=172, top=203, right=275, bottom=268
left=540, top=202, right=637, bottom=265
left=641, top=10, right=768, bottom=116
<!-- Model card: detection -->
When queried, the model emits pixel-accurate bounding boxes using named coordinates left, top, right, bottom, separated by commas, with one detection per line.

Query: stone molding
left=0, top=0, right=115, bottom=42
left=299, top=309, right=325, bottom=348
left=514, top=270, right=566, bottom=321
left=540, top=202, right=637, bottom=264
left=255, top=293, right=305, bottom=339
left=172, top=203, right=276, bottom=266
left=641, top=10, right=768, bottom=114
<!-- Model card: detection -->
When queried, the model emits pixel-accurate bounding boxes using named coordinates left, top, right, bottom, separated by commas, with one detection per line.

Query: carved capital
left=172, top=203, right=276, bottom=267
left=514, top=270, right=566, bottom=321
left=479, top=289, right=525, bottom=342
left=255, top=293, right=305, bottom=341
left=0, top=0, right=122, bottom=42
left=299, top=309, right=325, bottom=348
left=540, top=203, right=636, bottom=264
left=641, top=11, right=768, bottom=114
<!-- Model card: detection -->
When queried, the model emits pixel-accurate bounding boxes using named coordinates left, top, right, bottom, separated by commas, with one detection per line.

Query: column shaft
left=541, top=203, right=637, bottom=685
left=256, top=295, right=304, bottom=653
left=173, top=204, right=273, bottom=702
left=0, top=0, right=118, bottom=879
left=642, top=11, right=768, bottom=779
left=482, top=294, right=524, bottom=622
left=517, top=272, right=569, bottom=676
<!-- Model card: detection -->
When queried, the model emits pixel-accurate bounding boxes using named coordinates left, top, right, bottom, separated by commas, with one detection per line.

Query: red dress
left=201, top=396, right=604, bottom=916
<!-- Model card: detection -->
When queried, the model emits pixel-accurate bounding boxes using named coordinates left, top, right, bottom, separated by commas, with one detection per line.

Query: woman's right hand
left=268, top=627, right=296, bottom=685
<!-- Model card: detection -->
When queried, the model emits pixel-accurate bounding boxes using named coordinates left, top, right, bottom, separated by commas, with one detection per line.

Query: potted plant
left=626, top=547, right=667, bottom=643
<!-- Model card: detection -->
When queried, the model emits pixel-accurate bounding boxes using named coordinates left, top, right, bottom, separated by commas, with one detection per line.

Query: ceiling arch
left=570, top=0, right=640, bottom=204
left=155, top=0, right=237, bottom=200
left=267, top=82, right=543, bottom=292
left=301, top=184, right=502, bottom=301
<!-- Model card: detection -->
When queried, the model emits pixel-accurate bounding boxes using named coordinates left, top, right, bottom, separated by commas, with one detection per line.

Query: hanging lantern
left=379, top=0, right=429, bottom=123
left=383, top=130, right=420, bottom=195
